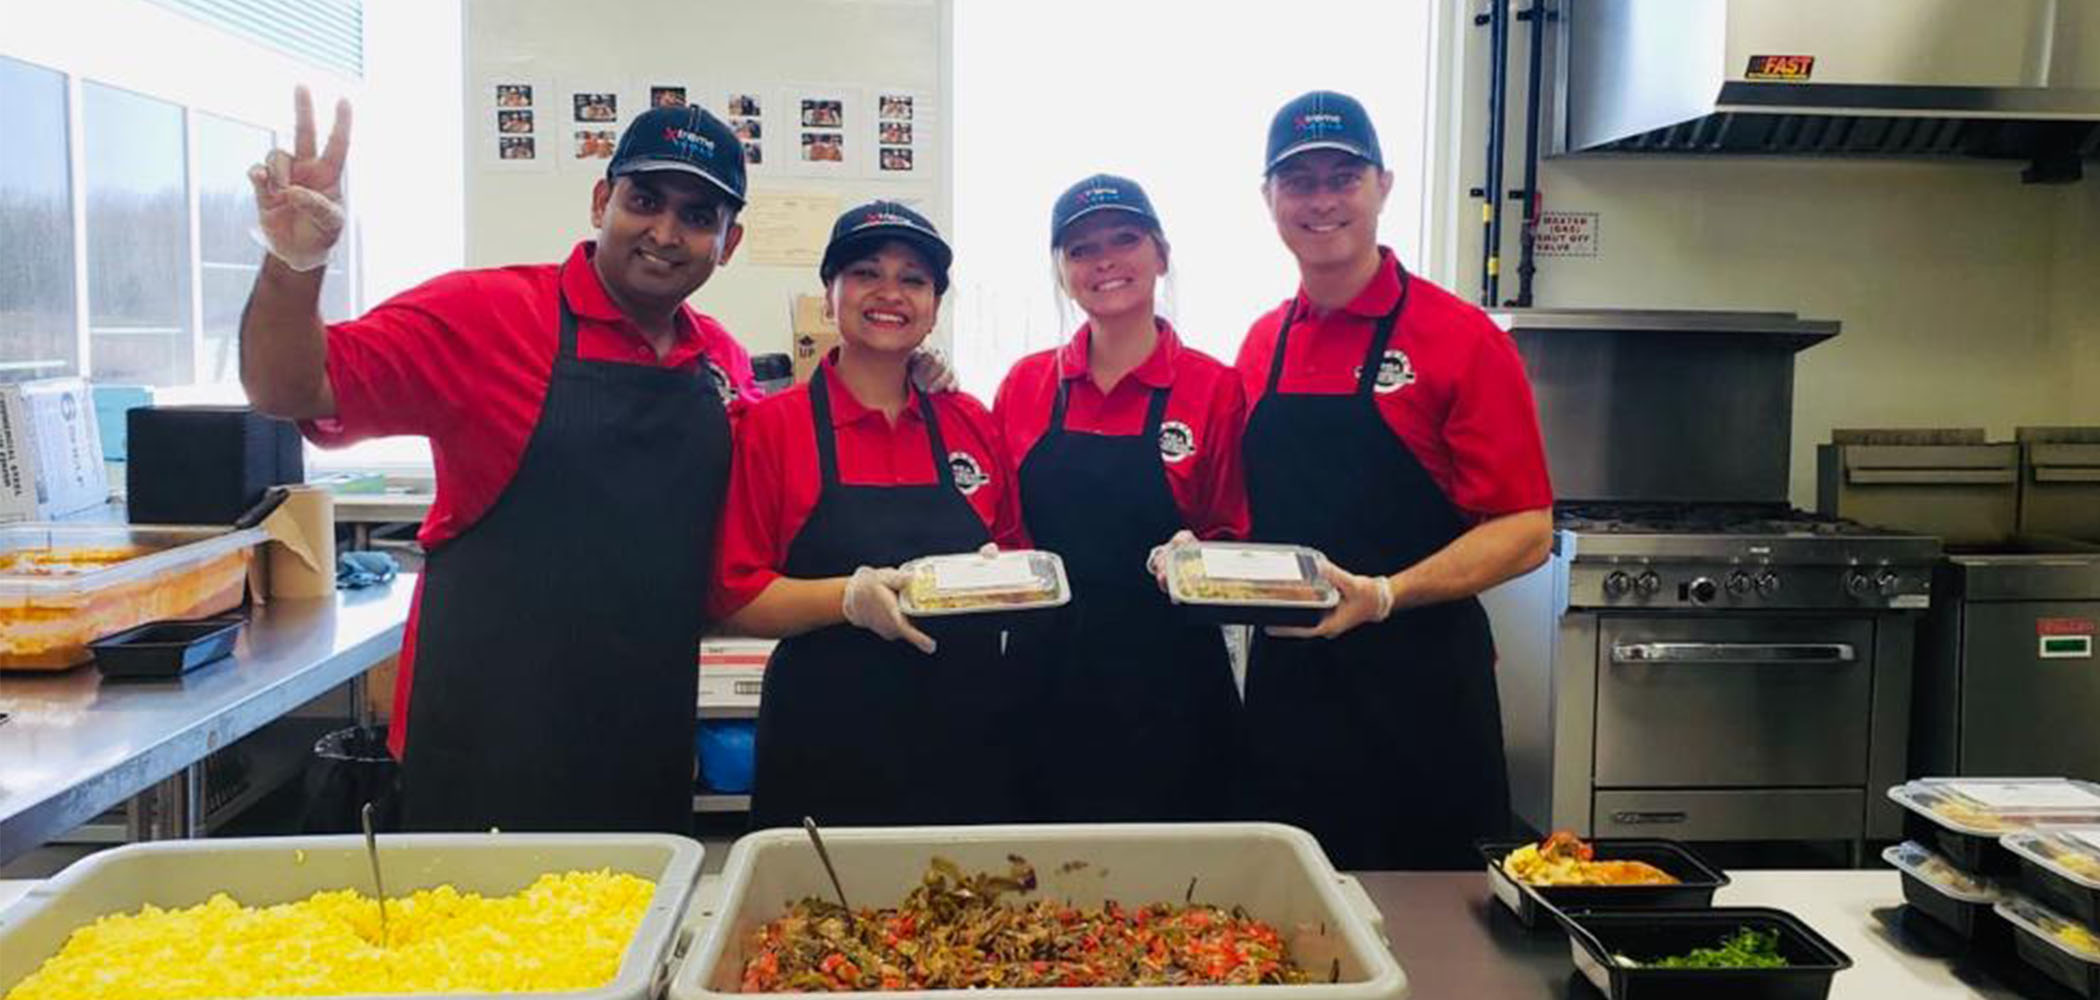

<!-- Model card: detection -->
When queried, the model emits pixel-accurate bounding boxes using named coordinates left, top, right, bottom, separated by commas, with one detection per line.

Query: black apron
left=399, top=273, right=729, bottom=835
left=1017, top=376, right=1239, bottom=821
left=748, top=372, right=1023, bottom=830
left=1240, top=271, right=1510, bottom=870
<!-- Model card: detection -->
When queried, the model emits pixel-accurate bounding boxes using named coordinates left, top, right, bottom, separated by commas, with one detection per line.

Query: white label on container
left=1200, top=548, right=1304, bottom=582
left=1957, top=782, right=2100, bottom=811
left=932, top=555, right=1036, bottom=592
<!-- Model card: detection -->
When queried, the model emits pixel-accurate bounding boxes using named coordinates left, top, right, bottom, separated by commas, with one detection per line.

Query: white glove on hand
left=841, top=565, right=937, bottom=654
left=248, top=86, right=350, bottom=272
left=908, top=346, right=958, bottom=394
left=1145, top=529, right=1199, bottom=592
left=1266, top=557, right=1394, bottom=640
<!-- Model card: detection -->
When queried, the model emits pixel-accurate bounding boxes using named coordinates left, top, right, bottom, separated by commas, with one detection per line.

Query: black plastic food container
left=2004, top=829, right=2100, bottom=928
left=1481, top=839, right=1731, bottom=928
left=89, top=618, right=243, bottom=678
left=1883, top=842, right=2011, bottom=957
left=1997, top=896, right=2100, bottom=999
left=1559, top=906, right=1853, bottom=1000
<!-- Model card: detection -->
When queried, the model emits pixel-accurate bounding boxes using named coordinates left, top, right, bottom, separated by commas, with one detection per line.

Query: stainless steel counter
left=1361, top=870, right=2025, bottom=999
left=0, top=579, right=413, bottom=862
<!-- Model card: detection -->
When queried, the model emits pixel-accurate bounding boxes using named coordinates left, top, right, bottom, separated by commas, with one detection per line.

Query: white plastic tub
left=0, top=833, right=704, bottom=1000
left=671, top=822, right=1406, bottom=1000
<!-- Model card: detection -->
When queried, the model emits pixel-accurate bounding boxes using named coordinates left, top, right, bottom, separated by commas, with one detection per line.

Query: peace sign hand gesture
left=248, top=86, right=351, bottom=272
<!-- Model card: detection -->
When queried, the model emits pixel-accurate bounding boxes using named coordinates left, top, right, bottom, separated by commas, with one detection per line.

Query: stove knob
left=1725, top=571, right=1754, bottom=597
left=1755, top=572, right=1781, bottom=596
left=1845, top=571, right=1875, bottom=598
left=1876, top=570, right=1903, bottom=596
left=1603, top=571, right=1632, bottom=598
left=1688, top=577, right=1719, bottom=604
left=1634, top=571, right=1663, bottom=597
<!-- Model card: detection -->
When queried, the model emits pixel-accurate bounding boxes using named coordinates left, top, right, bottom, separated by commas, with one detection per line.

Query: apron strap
left=1264, top=300, right=1301, bottom=397
left=1047, top=377, right=1074, bottom=437
left=1142, top=383, right=1172, bottom=438
left=556, top=281, right=580, bottom=361
left=1354, top=268, right=1413, bottom=397
left=919, top=389, right=957, bottom=490
left=807, top=366, right=844, bottom=486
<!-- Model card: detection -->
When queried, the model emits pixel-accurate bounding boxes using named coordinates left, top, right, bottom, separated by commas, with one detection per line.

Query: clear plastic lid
left=898, top=549, right=1069, bottom=616
left=1164, top=542, right=1339, bottom=610
left=2003, top=825, right=2100, bottom=890
left=1882, top=841, right=2000, bottom=903
left=0, top=524, right=266, bottom=598
left=1889, top=778, right=2100, bottom=836
left=1995, top=894, right=2100, bottom=964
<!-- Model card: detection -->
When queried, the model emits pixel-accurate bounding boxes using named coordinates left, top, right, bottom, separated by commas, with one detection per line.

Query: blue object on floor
left=336, top=551, right=399, bottom=589
left=696, top=721, right=756, bottom=794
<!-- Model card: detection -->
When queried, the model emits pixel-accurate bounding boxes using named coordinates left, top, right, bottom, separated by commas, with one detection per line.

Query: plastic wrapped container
left=2004, top=825, right=2100, bottom=927
left=1165, top=542, right=1338, bottom=626
left=1996, top=894, right=2100, bottom=999
left=671, top=822, right=1408, bottom=1000
left=0, top=833, right=704, bottom=1000
left=898, top=549, right=1069, bottom=617
left=1480, top=839, right=1729, bottom=929
left=1881, top=841, right=2010, bottom=954
left=89, top=617, right=244, bottom=678
left=1559, top=907, right=1852, bottom=1000
left=1889, top=779, right=2100, bottom=876
left=0, top=524, right=262, bottom=670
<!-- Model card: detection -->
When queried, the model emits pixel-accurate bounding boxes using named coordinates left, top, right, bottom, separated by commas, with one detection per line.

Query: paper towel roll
left=267, top=485, right=337, bottom=598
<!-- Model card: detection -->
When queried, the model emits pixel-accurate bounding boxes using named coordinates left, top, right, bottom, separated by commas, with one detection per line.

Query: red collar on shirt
left=1055, top=317, right=1181, bottom=389
left=1292, top=246, right=1404, bottom=321
left=818, top=352, right=924, bottom=428
left=563, top=241, right=700, bottom=343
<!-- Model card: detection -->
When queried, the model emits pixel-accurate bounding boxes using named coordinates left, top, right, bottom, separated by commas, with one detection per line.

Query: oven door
left=1594, top=616, right=1875, bottom=787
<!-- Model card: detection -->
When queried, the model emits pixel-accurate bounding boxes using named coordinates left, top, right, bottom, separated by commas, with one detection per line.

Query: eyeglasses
left=1271, top=169, right=1368, bottom=198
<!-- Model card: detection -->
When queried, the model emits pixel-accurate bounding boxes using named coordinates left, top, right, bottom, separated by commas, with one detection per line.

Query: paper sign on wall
left=741, top=191, right=840, bottom=268
left=1533, top=211, right=1600, bottom=257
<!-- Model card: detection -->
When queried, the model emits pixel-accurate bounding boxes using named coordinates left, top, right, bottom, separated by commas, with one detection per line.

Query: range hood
left=1556, top=0, right=2100, bottom=181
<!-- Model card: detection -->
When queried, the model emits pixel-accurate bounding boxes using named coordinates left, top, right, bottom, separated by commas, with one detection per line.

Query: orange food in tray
left=1501, top=831, right=1680, bottom=887
left=0, top=543, right=253, bottom=671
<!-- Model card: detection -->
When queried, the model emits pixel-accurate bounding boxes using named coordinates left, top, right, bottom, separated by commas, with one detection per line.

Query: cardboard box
left=790, top=294, right=840, bottom=384
left=0, top=378, right=109, bottom=522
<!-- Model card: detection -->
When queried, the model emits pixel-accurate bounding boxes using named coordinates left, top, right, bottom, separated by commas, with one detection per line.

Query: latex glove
left=1267, top=557, right=1394, bottom=640
left=248, top=86, right=351, bottom=272
left=1145, top=529, right=1199, bottom=592
left=908, top=346, right=958, bottom=394
left=841, top=565, right=937, bottom=654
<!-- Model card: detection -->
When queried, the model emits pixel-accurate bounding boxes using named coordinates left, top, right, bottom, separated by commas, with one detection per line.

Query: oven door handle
left=1611, top=642, right=1857, bottom=664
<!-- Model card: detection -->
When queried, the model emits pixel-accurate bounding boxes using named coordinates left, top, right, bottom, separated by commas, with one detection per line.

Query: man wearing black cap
left=1228, top=90, right=1554, bottom=868
left=241, top=87, right=758, bottom=834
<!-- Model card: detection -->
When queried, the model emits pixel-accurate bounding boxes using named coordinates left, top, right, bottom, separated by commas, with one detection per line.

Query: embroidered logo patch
left=1352, top=349, right=1417, bottom=394
left=1158, top=420, right=1196, bottom=464
left=704, top=359, right=732, bottom=398
left=948, top=451, right=988, bottom=495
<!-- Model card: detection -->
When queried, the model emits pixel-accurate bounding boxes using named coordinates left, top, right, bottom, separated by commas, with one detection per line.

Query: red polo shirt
left=1234, top=248, right=1551, bottom=519
left=711, top=355, right=1029, bottom=619
left=994, top=319, right=1249, bottom=540
left=301, top=240, right=759, bottom=757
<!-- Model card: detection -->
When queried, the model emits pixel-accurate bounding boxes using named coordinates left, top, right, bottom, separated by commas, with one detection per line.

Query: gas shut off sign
left=1532, top=211, right=1599, bottom=257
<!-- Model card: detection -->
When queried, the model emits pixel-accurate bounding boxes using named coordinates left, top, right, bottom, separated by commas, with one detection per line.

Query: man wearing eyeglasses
left=241, top=88, right=757, bottom=835
left=1230, top=90, right=1555, bottom=870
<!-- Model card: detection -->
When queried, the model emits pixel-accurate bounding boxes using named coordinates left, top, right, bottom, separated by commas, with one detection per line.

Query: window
left=0, top=55, right=78, bottom=385
left=194, top=112, right=272, bottom=386
left=82, top=81, right=194, bottom=387
left=949, top=0, right=1435, bottom=396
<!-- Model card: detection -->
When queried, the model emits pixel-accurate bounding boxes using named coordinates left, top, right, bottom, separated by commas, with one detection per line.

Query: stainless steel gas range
left=1481, top=309, right=1940, bottom=851
left=1488, top=503, right=1939, bottom=847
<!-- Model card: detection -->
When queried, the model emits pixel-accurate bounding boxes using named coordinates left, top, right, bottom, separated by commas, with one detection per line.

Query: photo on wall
left=879, top=147, right=914, bottom=172
left=498, top=110, right=534, bottom=134
left=800, top=98, right=843, bottom=128
left=650, top=86, right=688, bottom=109
left=879, top=94, right=913, bottom=121
left=573, top=92, right=619, bottom=123
left=497, top=84, right=533, bottom=108
left=801, top=132, right=844, bottom=163
left=574, top=129, right=617, bottom=160
left=499, top=135, right=537, bottom=160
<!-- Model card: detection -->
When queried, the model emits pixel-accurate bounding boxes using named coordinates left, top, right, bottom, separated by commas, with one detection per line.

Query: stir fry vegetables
left=1615, top=927, right=1789, bottom=970
left=741, top=857, right=1311, bottom=991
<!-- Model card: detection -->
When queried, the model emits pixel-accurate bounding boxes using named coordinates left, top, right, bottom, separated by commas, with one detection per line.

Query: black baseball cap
left=819, top=200, right=952, bottom=295
left=607, top=104, right=748, bottom=207
left=1265, top=90, right=1384, bottom=174
left=1050, top=174, right=1162, bottom=248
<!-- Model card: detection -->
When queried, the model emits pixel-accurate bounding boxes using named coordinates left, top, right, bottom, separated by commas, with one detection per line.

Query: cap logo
left=1075, top=185, right=1121, bottom=206
left=662, top=126, right=716, bottom=159
left=1295, top=111, right=1347, bottom=138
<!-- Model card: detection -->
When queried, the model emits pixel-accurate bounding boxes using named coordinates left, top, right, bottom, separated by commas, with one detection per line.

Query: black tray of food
left=1482, top=835, right=1730, bottom=929
left=1881, top=841, right=2012, bottom=956
left=89, top=617, right=243, bottom=678
left=1997, top=895, right=2100, bottom=999
left=1559, top=906, right=1852, bottom=1000
left=2004, top=827, right=2100, bottom=928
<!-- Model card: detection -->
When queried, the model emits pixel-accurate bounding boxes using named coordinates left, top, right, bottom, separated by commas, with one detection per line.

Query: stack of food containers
left=1888, top=777, right=2100, bottom=995
left=0, top=524, right=264, bottom=670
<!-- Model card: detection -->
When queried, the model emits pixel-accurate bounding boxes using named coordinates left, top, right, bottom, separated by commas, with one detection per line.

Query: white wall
left=462, top=0, right=947, bottom=361
left=1435, top=13, right=2100, bottom=508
